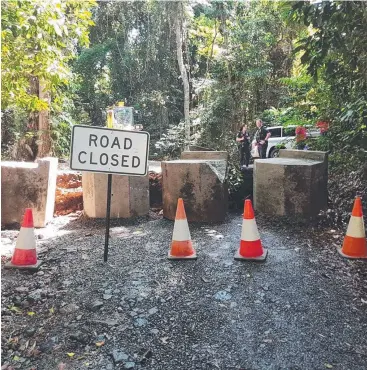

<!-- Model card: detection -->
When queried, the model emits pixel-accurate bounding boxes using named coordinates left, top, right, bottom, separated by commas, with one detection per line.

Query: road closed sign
left=70, top=125, right=149, bottom=176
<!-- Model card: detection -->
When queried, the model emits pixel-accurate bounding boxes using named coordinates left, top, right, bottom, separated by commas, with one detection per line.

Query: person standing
left=236, top=124, right=251, bottom=168
left=255, top=119, right=271, bottom=159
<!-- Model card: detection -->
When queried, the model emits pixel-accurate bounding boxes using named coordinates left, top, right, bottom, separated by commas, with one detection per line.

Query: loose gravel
left=1, top=212, right=366, bottom=370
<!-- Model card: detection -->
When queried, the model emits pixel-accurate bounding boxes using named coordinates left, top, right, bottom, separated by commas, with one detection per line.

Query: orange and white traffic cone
left=5, top=209, right=41, bottom=270
left=338, top=196, right=367, bottom=259
left=168, top=198, right=197, bottom=260
left=235, top=199, right=267, bottom=261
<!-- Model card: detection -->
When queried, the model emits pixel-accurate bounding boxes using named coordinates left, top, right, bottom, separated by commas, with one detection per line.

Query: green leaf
left=9, top=306, right=22, bottom=313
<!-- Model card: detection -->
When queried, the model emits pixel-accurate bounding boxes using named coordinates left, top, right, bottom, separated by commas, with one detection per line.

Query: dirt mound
left=55, top=171, right=83, bottom=216
left=57, top=172, right=82, bottom=189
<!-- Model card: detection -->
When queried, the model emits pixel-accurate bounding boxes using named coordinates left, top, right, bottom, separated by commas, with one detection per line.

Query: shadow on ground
left=1, top=212, right=366, bottom=370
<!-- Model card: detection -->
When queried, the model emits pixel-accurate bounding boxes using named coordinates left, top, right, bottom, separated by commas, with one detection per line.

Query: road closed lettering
left=70, top=125, right=149, bottom=176
left=78, top=135, right=140, bottom=168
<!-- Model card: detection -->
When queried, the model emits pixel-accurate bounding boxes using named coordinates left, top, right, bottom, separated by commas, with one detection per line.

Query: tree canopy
left=2, top=0, right=95, bottom=112
left=1, top=0, right=366, bottom=169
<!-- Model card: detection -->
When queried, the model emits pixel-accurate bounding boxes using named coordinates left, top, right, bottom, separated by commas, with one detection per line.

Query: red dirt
left=54, top=171, right=83, bottom=216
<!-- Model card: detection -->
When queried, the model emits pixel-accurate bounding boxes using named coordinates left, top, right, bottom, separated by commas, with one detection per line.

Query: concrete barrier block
left=162, top=159, right=228, bottom=222
left=82, top=172, right=149, bottom=218
left=1, top=157, right=58, bottom=228
left=188, top=145, right=213, bottom=152
left=254, top=161, right=286, bottom=216
left=181, top=151, right=228, bottom=161
left=254, top=151, right=328, bottom=217
left=129, top=175, right=150, bottom=217
left=279, top=149, right=328, bottom=162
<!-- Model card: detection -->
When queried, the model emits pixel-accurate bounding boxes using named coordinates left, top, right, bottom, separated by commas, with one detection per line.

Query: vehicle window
left=283, top=127, right=296, bottom=137
left=268, top=128, right=281, bottom=137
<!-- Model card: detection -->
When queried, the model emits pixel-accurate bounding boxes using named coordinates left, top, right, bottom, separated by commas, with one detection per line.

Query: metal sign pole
left=69, top=125, right=150, bottom=262
left=104, top=174, right=112, bottom=262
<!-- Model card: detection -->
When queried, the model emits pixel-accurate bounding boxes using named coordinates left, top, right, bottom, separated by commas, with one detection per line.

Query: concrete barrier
left=162, top=159, right=228, bottom=222
left=82, top=173, right=149, bottom=218
left=1, top=158, right=58, bottom=228
left=188, top=145, right=213, bottom=152
left=181, top=151, right=228, bottom=161
left=254, top=150, right=328, bottom=217
left=279, top=149, right=328, bottom=162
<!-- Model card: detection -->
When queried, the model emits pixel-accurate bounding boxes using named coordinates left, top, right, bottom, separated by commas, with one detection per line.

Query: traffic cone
left=338, top=197, right=367, bottom=259
left=235, top=199, right=267, bottom=261
left=5, top=209, right=41, bottom=270
left=168, top=198, right=197, bottom=260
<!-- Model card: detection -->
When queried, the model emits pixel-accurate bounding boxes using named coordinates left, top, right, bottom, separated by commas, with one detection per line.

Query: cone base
left=4, top=260, right=42, bottom=271
left=337, top=248, right=367, bottom=259
left=234, top=248, right=267, bottom=262
left=168, top=252, right=197, bottom=260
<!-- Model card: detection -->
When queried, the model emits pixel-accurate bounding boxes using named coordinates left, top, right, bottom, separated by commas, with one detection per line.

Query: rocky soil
left=1, top=212, right=366, bottom=370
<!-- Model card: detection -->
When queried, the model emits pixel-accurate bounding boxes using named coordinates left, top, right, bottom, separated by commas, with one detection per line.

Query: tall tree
left=73, top=1, right=189, bottom=147
left=189, top=1, right=294, bottom=147
left=174, top=1, right=191, bottom=149
left=1, top=0, right=95, bottom=158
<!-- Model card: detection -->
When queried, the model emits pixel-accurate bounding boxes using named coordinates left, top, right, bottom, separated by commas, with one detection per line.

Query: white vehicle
left=251, top=125, right=321, bottom=158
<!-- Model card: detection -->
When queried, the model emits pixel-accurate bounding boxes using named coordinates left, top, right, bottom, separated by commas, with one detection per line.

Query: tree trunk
left=37, top=81, right=52, bottom=158
left=28, top=77, right=40, bottom=160
left=175, top=2, right=190, bottom=150
left=29, top=77, right=51, bottom=159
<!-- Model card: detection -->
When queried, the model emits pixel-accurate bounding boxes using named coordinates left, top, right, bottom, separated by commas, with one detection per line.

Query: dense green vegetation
left=1, top=0, right=95, bottom=159
left=1, top=1, right=366, bottom=214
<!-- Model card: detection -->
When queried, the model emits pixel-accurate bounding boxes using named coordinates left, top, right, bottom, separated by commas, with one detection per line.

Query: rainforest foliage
left=2, top=1, right=366, bottom=197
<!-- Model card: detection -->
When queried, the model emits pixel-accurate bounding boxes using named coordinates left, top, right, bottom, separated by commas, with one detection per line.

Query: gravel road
left=1, top=212, right=366, bottom=370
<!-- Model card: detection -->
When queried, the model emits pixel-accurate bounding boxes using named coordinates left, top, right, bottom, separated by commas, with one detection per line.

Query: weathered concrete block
left=82, top=172, right=149, bottom=218
left=254, top=150, right=328, bottom=217
left=162, top=159, right=228, bottom=222
left=188, top=145, right=213, bottom=152
left=1, top=158, right=58, bottom=228
left=279, top=149, right=328, bottom=162
left=181, top=151, right=228, bottom=161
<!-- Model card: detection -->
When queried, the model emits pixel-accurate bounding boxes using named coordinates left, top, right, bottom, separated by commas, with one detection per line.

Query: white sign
left=70, top=125, right=149, bottom=176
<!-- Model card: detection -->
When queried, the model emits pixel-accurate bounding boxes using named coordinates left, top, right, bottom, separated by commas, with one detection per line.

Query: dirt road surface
left=1, top=212, right=366, bottom=370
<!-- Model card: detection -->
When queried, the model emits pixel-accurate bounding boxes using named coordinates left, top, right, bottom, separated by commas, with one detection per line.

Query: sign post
left=104, top=174, right=112, bottom=262
left=70, top=125, right=150, bottom=261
